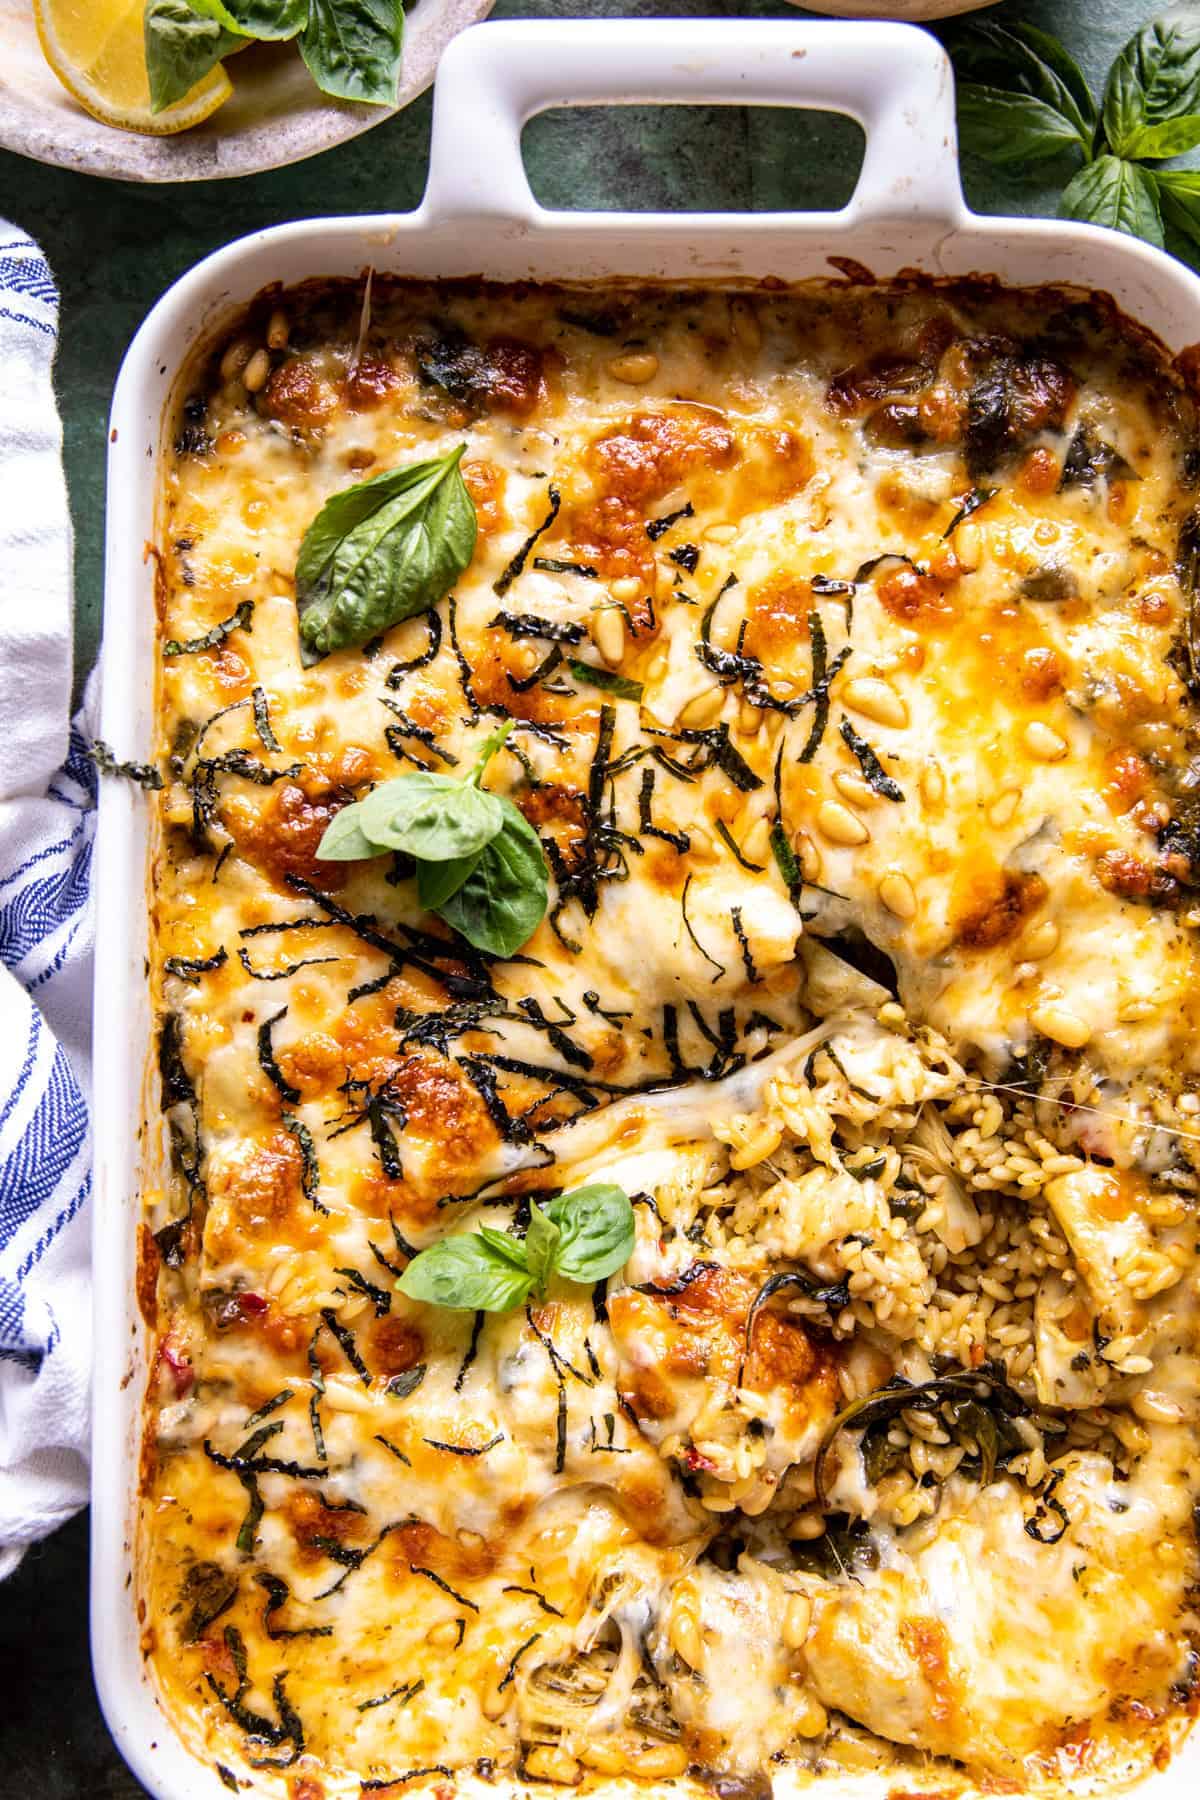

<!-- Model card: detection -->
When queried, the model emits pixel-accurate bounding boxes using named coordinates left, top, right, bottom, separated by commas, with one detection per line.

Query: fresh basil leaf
left=436, top=807, right=549, bottom=958
left=1104, top=17, right=1200, bottom=160
left=296, top=446, right=476, bottom=665
left=1060, top=155, right=1164, bottom=248
left=300, top=0, right=403, bottom=106
left=948, top=18, right=1095, bottom=158
left=417, top=847, right=483, bottom=910
left=315, top=802, right=386, bottom=862
left=144, top=0, right=242, bottom=112
left=398, top=1234, right=533, bottom=1312
left=477, top=1226, right=533, bottom=1271
left=357, top=772, right=504, bottom=861
left=544, top=1184, right=635, bottom=1284
left=567, top=658, right=644, bottom=702
left=191, top=0, right=305, bottom=37
left=524, top=1205, right=561, bottom=1295
left=1154, top=169, right=1200, bottom=249
left=955, top=86, right=1093, bottom=166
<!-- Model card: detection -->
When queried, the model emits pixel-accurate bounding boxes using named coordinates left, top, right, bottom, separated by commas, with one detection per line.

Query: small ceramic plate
left=0, top=0, right=494, bottom=183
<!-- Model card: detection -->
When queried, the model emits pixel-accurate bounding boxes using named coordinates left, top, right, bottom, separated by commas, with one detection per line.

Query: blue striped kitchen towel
left=0, top=227, right=93, bottom=1578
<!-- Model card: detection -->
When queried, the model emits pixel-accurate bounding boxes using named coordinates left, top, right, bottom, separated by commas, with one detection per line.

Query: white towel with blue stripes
left=0, top=228, right=94, bottom=1578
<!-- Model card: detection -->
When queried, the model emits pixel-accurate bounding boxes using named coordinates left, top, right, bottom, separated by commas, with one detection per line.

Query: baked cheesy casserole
left=137, top=277, right=1200, bottom=1798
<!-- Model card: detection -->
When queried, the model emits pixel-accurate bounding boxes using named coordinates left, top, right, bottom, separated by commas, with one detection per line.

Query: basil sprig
left=316, top=722, right=550, bottom=957
left=296, top=447, right=477, bottom=666
left=398, top=1184, right=635, bottom=1312
left=144, top=0, right=403, bottom=114
left=945, top=13, right=1200, bottom=263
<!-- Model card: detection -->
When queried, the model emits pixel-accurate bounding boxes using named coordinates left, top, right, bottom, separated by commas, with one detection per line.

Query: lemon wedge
left=34, top=0, right=233, bottom=136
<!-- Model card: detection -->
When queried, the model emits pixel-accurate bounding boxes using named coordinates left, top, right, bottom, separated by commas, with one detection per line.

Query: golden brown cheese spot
left=462, top=457, right=507, bottom=536
left=1019, top=446, right=1061, bottom=496
left=260, top=355, right=338, bottom=429
left=289, top=1490, right=374, bottom=1564
left=384, top=1054, right=496, bottom=1167
left=216, top=1131, right=306, bottom=1238
left=954, top=869, right=1047, bottom=951
left=370, top=1315, right=425, bottom=1376
left=1094, top=849, right=1178, bottom=905
left=1019, top=646, right=1066, bottom=701
left=743, top=573, right=814, bottom=661
left=226, top=784, right=354, bottom=893
left=899, top=1619, right=957, bottom=1729
left=877, top=564, right=959, bottom=629
left=344, top=351, right=401, bottom=411
left=566, top=407, right=739, bottom=596
left=390, top=1518, right=497, bottom=1583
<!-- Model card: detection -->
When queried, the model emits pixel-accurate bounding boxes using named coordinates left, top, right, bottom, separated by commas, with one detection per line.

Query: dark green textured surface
left=0, top=1, right=1166, bottom=1794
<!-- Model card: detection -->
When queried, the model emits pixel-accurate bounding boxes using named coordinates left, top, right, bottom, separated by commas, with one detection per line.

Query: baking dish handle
left=423, top=19, right=963, bottom=227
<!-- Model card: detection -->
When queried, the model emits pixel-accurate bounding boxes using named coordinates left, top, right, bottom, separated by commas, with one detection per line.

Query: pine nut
left=878, top=870, right=917, bottom=920
left=782, top=1592, right=812, bottom=1650
left=794, top=830, right=822, bottom=882
left=523, top=1745, right=581, bottom=1785
left=1018, top=918, right=1059, bottom=960
left=1029, top=1001, right=1091, bottom=1049
left=989, top=788, right=1020, bottom=828
left=953, top=522, right=982, bottom=571
left=243, top=347, right=271, bottom=394
left=704, top=523, right=737, bottom=544
left=791, top=1692, right=828, bottom=1738
left=610, top=576, right=640, bottom=602
left=742, top=815, right=771, bottom=863
left=266, top=309, right=290, bottom=350
left=609, top=352, right=658, bottom=384
left=669, top=1594, right=703, bottom=1668
left=834, top=770, right=884, bottom=809
left=1117, top=997, right=1155, bottom=1023
left=219, top=337, right=253, bottom=382
left=677, top=687, right=724, bottom=729
left=920, top=761, right=945, bottom=808
left=1132, top=1389, right=1183, bottom=1424
left=841, top=676, right=908, bottom=730
left=1023, top=720, right=1068, bottom=761
left=816, top=800, right=869, bottom=846
left=590, top=607, right=626, bottom=667
left=427, top=1619, right=462, bottom=1647
left=738, top=699, right=762, bottom=736
left=730, top=297, right=762, bottom=352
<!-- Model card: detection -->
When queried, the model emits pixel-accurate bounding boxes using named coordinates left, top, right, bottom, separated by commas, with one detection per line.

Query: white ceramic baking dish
left=92, top=17, right=1200, bottom=1800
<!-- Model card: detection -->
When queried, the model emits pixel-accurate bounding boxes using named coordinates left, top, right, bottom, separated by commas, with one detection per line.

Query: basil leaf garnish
left=436, top=809, right=549, bottom=958
left=949, top=18, right=1095, bottom=165
left=398, top=1235, right=534, bottom=1313
left=524, top=1205, right=561, bottom=1293
left=545, top=1183, right=636, bottom=1283
left=313, top=719, right=547, bottom=957
left=358, top=773, right=504, bottom=861
left=296, top=446, right=476, bottom=666
left=416, top=848, right=484, bottom=911
left=299, top=0, right=404, bottom=106
left=144, top=0, right=242, bottom=113
left=314, top=803, right=384, bottom=862
left=398, top=1186, right=634, bottom=1313
left=1103, top=17, right=1200, bottom=161
left=1060, top=155, right=1164, bottom=247
left=191, top=0, right=305, bottom=37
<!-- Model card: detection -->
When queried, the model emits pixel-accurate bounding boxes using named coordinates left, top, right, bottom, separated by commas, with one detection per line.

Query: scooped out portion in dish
left=135, top=276, right=1200, bottom=1797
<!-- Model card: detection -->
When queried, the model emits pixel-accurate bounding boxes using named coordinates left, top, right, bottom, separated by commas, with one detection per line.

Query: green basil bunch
left=398, top=1184, right=636, bottom=1312
left=947, top=13, right=1200, bottom=259
left=296, top=446, right=477, bottom=667
left=317, top=722, right=549, bottom=958
left=146, top=0, right=405, bottom=119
